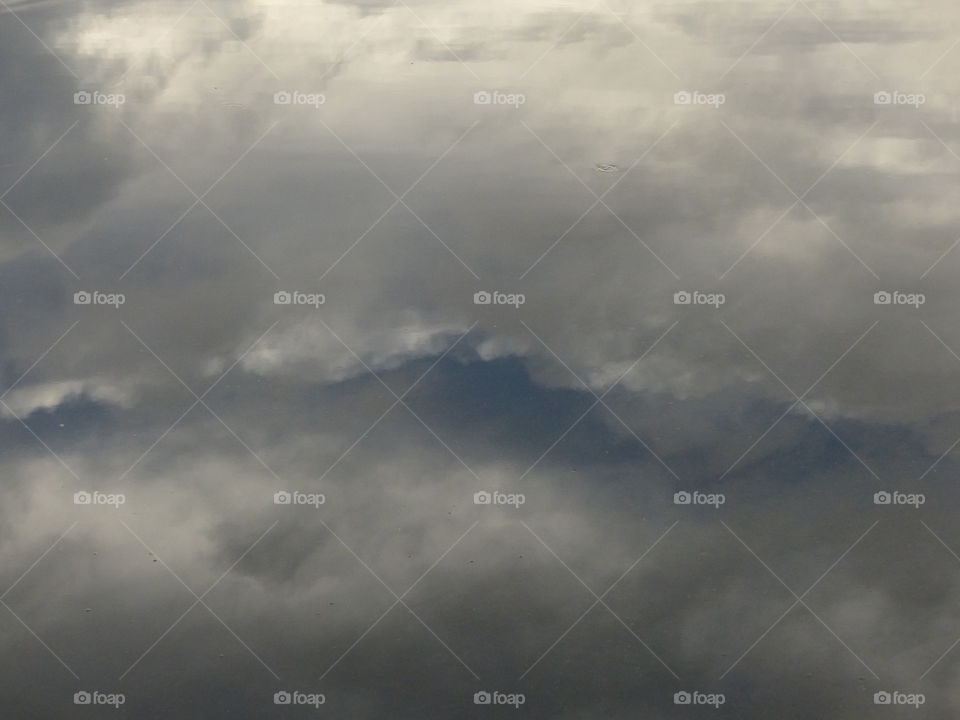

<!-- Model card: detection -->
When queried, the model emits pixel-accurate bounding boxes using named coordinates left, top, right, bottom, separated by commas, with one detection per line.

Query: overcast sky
left=3, top=0, right=960, bottom=716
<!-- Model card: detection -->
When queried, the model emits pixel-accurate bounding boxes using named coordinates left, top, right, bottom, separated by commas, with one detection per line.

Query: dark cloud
left=4, top=0, right=960, bottom=717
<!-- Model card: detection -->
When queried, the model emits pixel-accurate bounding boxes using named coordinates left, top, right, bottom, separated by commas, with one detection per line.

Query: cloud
left=3, top=0, right=960, bottom=717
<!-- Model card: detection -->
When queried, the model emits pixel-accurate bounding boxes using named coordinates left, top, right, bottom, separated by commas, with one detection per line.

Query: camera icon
left=74, top=691, right=92, bottom=705
left=473, top=91, right=492, bottom=105
left=274, top=291, right=292, bottom=305
left=74, top=91, right=92, bottom=105
left=874, top=691, right=892, bottom=705
left=674, top=91, right=692, bottom=105
left=874, top=291, right=891, bottom=305
left=673, top=291, right=691, bottom=305
left=474, top=291, right=492, bottom=305
left=74, top=291, right=92, bottom=305
left=673, top=491, right=692, bottom=505
left=474, top=691, right=492, bottom=705
left=274, top=91, right=292, bottom=105
left=874, top=91, right=892, bottom=105
left=274, top=691, right=292, bottom=705
left=874, top=491, right=891, bottom=505
left=674, top=691, right=692, bottom=705
left=74, top=491, right=92, bottom=505
left=474, top=491, right=492, bottom=505
left=274, top=491, right=292, bottom=505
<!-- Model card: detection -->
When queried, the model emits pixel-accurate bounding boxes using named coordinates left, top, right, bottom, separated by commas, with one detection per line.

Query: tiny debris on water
left=594, top=163, right=620, bottom=173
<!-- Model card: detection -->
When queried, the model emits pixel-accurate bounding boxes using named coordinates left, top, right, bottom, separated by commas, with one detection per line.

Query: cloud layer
left=4, top=0, right=960, bottom=717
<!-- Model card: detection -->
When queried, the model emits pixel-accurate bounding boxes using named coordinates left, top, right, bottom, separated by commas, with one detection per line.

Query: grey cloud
left=4, top=0, right=960, bottom=718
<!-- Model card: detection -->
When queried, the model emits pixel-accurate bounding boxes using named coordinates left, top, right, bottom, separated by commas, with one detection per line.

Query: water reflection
left=2, top=0, right=960, bottom=717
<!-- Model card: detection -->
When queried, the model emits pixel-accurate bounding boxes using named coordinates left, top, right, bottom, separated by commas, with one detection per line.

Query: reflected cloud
left=3, top=0, right=960, bottom=717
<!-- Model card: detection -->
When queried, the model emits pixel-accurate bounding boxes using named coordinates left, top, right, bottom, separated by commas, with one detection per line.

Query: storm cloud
left=3, top=0, right=960, bottom=717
